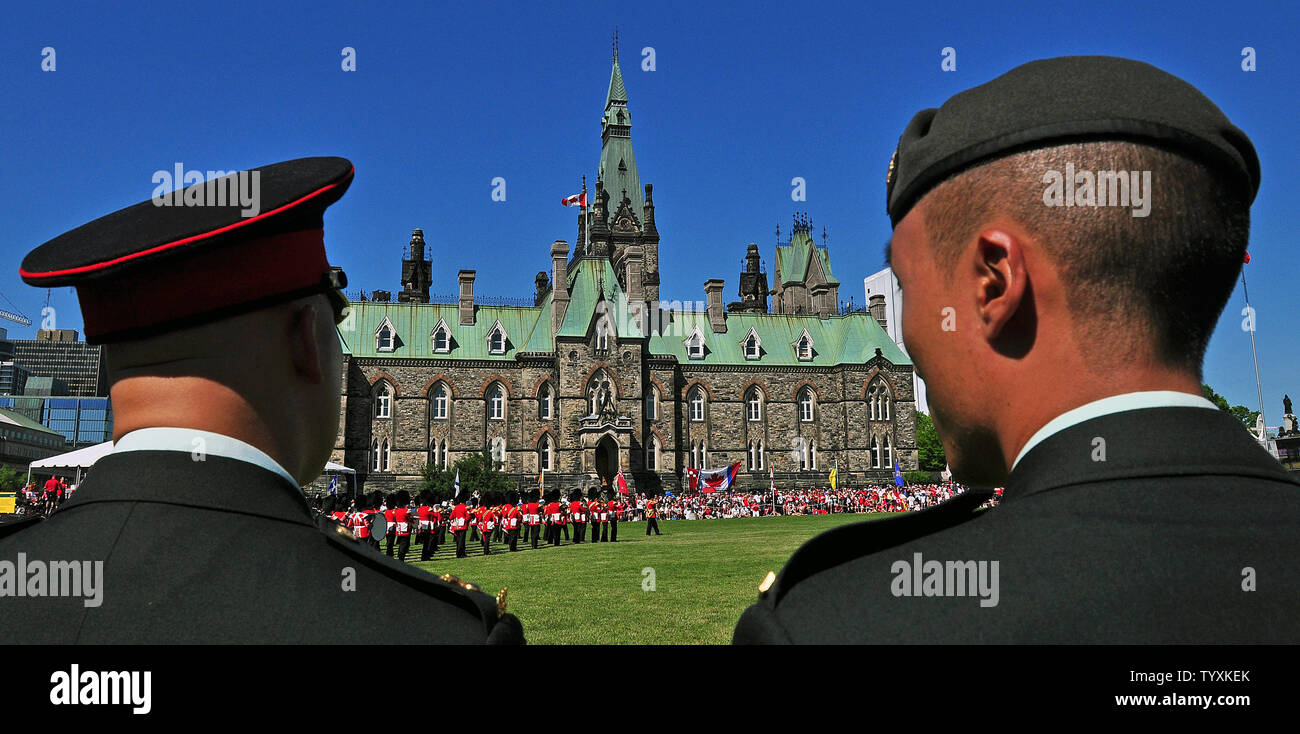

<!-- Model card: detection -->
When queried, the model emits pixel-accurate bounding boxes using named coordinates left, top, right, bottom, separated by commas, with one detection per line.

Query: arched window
left=744, top=334, right=760, bottom=360
left=690, top=440, right=707, bottom=469
left=377, top=324, right=394, bottom=351
left=538, top=434, right=553, bottom=472
left=646, top=435, right=659, bottom=471
left=747, top=440, right=764, bottom=471
left=869, top=386, right=878, bottom=420
left=645, top=387, right=658, bottom=421
left=595, top=319, right=612, bottom=351
left=746, top=388, right=763, bottom=422
left=374, top=383, right=391, bottom=419
left=798, top=438, right=809, bottom=471
left=371, top=439, right=380, bottom=471
left=381, top=439, right=391, bottom=472
left=799, top=388, right=814, bottom=422
left=538, top=383, right=553, bottom=420
left=489, top=327, right=506, bottom=354
left=809, top=440, right=816, bottom=471
left=882, top=390, right=891, bottom=421
left=488, top=384, right=506, bottom=421
left=689, top=388, right=706, bottom=422
left=431, top=383, right=448, bottom=420
left=871, top=436, right=881, bottom=469
left=885, top=435, right=893, bottom=468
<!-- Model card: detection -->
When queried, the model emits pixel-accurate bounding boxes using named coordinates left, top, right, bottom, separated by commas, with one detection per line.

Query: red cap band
left=77, top=229, right=328, bottom=342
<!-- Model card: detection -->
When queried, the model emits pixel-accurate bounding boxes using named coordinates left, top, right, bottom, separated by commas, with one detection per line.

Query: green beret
left=886, top=56, right=1260, bottom=226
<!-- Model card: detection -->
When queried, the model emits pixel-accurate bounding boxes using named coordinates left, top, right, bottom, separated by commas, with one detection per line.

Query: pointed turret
left=599, top=46, right=643, bottom=216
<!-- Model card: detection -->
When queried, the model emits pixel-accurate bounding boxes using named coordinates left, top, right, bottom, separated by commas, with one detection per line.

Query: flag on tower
left=562, top=192, right=588, bottom=207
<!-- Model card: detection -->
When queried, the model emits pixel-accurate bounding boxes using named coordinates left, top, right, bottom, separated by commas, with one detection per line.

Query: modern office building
left=0, top=396, right=113, bottom=449
left=8, top=329, right=108, bottom=397
left=0, top=362, right=30, bottom=396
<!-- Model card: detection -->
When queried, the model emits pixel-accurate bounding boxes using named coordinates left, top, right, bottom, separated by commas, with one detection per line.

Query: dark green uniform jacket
left=734, top=406, right=1300, bottom=643
left=0, top=451, right=523, bottom=644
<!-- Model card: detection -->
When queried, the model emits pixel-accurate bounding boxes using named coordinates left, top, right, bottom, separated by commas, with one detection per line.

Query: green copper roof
left=607, top=58, right=627, bottom=104
left=557, top=258, right=644, bottom=339
left=0, top=406, right=64, bottom=436
left=775, top=229, right=840, bottom=286
left=646, top=310, right=908, bottom=367
left=339, top=301, right=548, bottom=359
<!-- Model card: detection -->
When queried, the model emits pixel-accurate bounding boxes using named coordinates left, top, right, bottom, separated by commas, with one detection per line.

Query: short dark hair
left=921, top=140, right=1250, bottom=374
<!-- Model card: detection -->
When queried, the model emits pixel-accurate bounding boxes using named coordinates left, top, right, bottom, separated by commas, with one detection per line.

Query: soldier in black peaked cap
left=0, top=157, right=522, bottom=644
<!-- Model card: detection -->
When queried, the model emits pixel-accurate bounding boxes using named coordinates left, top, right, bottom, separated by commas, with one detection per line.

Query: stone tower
left=729, top=243, right=769, bottom=313
left=398, top=228, right=432, bottom=303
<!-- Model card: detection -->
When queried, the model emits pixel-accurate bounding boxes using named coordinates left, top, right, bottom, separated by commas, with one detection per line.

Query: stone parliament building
left=333, top=52, right=918, bottom=495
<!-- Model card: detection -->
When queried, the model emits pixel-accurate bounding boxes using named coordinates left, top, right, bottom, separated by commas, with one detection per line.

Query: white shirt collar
left=1012, top=390, right=1218, bottom=470
left=112, top=427, right=301, bottom=490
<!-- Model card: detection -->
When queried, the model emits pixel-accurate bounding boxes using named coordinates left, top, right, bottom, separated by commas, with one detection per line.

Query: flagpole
left=1241, top=267, right=1267, bottom=437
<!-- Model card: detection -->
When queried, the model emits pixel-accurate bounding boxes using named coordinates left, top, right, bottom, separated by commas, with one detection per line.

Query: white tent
left=319, top=461, right=357, bottom=496
left=27, top=440, right=115, bottom=485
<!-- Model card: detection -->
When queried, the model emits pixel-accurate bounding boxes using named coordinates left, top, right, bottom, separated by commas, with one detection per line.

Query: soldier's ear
left=288, top=301, right=326, bottom=383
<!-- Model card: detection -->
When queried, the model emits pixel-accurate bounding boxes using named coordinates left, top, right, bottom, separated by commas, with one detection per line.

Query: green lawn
left=399, top=513, right=885, bottom=644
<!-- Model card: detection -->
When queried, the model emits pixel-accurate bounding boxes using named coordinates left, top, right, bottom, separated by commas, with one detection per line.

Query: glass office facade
left=0, top=396, right=113, bottom=448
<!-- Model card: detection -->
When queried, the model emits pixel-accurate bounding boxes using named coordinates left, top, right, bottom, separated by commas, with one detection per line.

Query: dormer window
left=486, top=321, right=508, bottom=355
left=794, top=329, right=814, bottom=361
left=742, top=328, right=762, bottom=360
left=375, top=317, right=397, bottom=352
left=431, top=319, right=451, bottom=353
left=684, top=328, right=706, bottom=360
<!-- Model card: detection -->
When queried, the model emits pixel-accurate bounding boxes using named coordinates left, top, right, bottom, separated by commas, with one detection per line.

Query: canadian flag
left=696, top=462, right=742, bottom=494
left=616, top=469, right=629, bottom=495
left=561, top=192, right=588, bottom=207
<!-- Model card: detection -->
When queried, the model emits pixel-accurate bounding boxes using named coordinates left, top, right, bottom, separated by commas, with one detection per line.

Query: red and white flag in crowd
left=616, top=468, right=629, bottom=495
left=696, top=462, right=742, bottom=493
left=561, top=192, right=588, bottom=207
left=686, top=467, right=699, bottom=492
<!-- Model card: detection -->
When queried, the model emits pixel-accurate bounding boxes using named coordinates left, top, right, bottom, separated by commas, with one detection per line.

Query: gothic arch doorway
left=594, top=434, right=619, bottom=485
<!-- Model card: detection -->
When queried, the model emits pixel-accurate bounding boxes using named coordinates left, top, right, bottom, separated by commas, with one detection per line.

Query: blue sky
left=1, top=1, right=1295, bottom=422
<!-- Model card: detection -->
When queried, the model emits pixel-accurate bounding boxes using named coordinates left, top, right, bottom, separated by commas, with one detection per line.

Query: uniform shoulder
left=317, top=519, right=524, bottom=644
left=0, top=515, right=43, bottom=540
left=763, top=490, right=992, bottom=606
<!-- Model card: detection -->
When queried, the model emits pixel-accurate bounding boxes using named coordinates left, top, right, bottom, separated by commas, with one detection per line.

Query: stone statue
left=1284, top=394, right=1292, bottom=417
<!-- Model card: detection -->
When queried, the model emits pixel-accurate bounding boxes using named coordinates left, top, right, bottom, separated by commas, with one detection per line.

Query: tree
left=0, top=465, right=25, bottom=492
left=915, top=412, right=947, bottom=471
left=1202, top=384, right=1260, bottom=429
left=420, top=449, right=515, bottom=503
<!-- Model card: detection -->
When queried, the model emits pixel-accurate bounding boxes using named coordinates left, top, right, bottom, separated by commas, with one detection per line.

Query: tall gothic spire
left=599, top=37, right=643, bottom=216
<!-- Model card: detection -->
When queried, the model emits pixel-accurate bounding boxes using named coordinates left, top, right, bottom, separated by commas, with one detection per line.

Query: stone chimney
left=551, top=240, right=570, bottom=333
left=869, top=293, right=887, bottom=330
left=705, top=279, right=727, bottom=333
left=458, top=270, right=476, bottom=326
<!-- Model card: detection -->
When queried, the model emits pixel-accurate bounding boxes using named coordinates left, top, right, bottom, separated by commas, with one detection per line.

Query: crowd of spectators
left=637, top=483, right=1000, bottom=520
